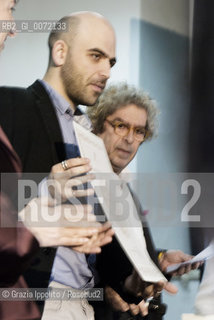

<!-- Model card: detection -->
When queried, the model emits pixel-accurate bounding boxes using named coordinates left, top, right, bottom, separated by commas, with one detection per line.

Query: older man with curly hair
left=87, top=83, right=199, bottom=320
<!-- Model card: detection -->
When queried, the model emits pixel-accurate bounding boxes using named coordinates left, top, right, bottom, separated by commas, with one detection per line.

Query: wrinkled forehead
left=108, top=104, right=148, bottom=125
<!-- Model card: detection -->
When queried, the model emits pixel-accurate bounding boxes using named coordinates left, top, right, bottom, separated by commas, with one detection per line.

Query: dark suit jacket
left=0, top=126, right=40, bottom=319
left=0, top=80, right=66, bottom=173
left=0, top=81, right=66, bottom=293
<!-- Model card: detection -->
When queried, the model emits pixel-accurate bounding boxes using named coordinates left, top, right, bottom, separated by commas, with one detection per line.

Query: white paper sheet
left=166, top=241, right=214, bottom=273
left=74, top=121, right=166, bottom=283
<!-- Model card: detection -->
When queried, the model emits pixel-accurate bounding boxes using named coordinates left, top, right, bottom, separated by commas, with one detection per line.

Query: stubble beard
left=61, top=56, right=101, bottom=107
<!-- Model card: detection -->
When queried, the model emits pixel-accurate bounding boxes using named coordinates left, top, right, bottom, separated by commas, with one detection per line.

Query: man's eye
left=91, top=54, right=100, bottom=61
left=117, top=123, right=127, bottom=129
left=135, top=128, right=146, bottom=135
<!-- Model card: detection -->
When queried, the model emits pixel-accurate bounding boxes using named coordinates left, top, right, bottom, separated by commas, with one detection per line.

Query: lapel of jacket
left=27, top=80, right=66, bottom=163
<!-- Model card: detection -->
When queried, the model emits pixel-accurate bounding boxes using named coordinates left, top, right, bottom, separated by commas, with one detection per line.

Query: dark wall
left=188, top=0, right=214, bottom=253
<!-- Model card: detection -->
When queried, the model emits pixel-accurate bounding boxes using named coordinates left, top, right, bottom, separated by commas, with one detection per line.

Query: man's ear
left=51, top=40, right=68, bottom=66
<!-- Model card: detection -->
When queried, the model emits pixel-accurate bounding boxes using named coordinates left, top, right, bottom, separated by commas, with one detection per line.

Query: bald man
left=0, top=11, right=116, bottom=319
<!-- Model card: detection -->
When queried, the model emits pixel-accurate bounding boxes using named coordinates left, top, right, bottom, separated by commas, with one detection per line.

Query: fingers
left=31, top=225, right=100, bottom=247
left=73, top=226, right=114, bottom=254
left=171, top=264, right=192, bottom=276
left=49, top=158, right=97, bottom=204
left=97, top=221, right=113, bottom=232
left=29, top=196, right=55, bottom=207
left=22, top=199, right=104, bottom=228
left=64, top=173, right=95, bottom=189
left=181, top=253, right=194, bottom=262
left=65, top=187, right=95, bottom=199
left=138, top=300, right=149, bottom=317
left=129, top=304, right=141, bottom=316
left=163, top=281, right=178, bottom=294
left=155, top=282, right=165, bottom=292
left=160, top=250, right=196, bottom=275
left=60, top=232, right=103, bottom=254
left=136, top=281, right=165, bottom=300
left=49, top=228, right=99, bottom=247
left=52, top=203, right=98, bottom=226
left=49, top=173, right=95, bottom=193
left=101, top=227, right=115, bottom=239
left=48, top=167, right=95, bottom=203
left=73, top=244, right=102, bottom=254
left=145, top=281, right=177, bottom=298
left=153, top=282, right=164, bottom=298
left=93, top=223, right=114, bottom=247
left=58, top=237, right=90, bottom=246
left=184, top=264, right=192, bottom=273
left=143, top=284, right=155, bottom=299
left=179, top=265, right=191, bottom=275
left=116, top=300, right=129, bottom=313
left=25, top=197, right=113, bottom=253
left=59, top=203, right=97, bottom=225
left=87, top=230, right=114, bottom=250
left=174, top=260, right=202, bottom=275
left=60, top=226, right=101, bottom=238
left=96, top=230, right=114, bottom=247
left=51, top=157, right=91, bottom=174
left=192, top=261, right=203, bottom=269
left=105, top=286, right=129, bottom=312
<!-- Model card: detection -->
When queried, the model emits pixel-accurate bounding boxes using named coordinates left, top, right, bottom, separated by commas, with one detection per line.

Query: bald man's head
left=44, top=11, right=116, bottom=109
left=48, top=11, right=115, bottom=66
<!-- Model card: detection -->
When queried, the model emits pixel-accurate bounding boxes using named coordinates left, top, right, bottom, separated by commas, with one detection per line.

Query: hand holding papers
left=166, top=241, right=214, bottom=273
left=74, top=121, right=166, bottom=283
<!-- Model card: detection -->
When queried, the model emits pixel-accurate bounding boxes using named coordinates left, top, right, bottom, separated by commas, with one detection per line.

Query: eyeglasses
left=105, top=119, right=147, bottom=142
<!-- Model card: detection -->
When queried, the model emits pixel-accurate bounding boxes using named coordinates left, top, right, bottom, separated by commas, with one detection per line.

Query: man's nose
left=124, top=130, right=135, bottom=144
left=99, top=60, right=111, bottom=79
